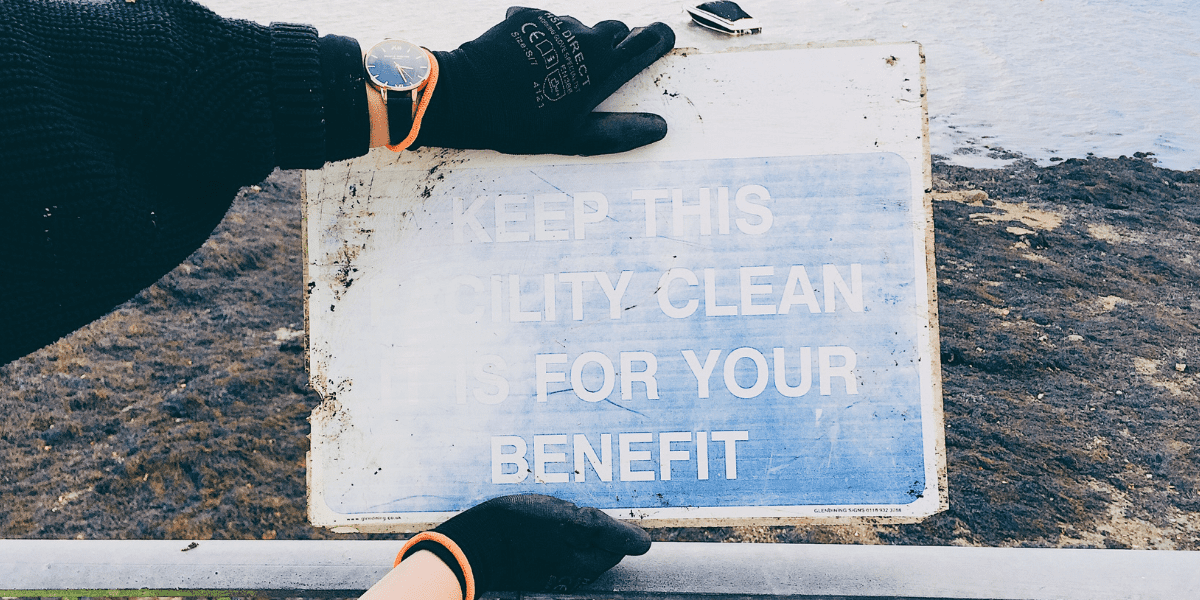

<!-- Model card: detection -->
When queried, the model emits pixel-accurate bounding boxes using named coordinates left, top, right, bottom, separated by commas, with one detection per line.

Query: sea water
left=197, top=0, right=1200, bottom=170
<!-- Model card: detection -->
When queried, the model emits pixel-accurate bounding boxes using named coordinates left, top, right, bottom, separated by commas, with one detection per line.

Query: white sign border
left=304, top=41, right=945, bottom=531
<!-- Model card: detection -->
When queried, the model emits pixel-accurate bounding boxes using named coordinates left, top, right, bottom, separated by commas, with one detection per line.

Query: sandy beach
left=1, top=153, right=1197, bottom=549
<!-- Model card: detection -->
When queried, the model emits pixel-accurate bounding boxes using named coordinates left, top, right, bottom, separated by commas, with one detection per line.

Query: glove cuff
left=412, top=49, right=463, bottom=149
left=397, top=532, right=476, bottom=600
left=414, top=48, right=510, bottom=150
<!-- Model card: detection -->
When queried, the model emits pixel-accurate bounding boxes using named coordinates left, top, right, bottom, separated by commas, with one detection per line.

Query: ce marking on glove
left=512, top=32, right=541, bottom=68
left=512, top=24, right=560, bottom=72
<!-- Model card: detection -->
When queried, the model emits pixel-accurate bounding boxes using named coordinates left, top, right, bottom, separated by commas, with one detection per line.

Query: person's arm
left=0, top=1, right=674, bottom=366
left=359, top=550, right=462, bottom=600
left=0, top=0, right=376, bottom=365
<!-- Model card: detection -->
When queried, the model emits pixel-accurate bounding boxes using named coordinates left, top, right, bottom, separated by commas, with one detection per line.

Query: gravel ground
left=2, top=153, right=1198, bottom=551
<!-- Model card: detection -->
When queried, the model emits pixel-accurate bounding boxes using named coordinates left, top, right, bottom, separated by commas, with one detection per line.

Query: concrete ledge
left=1, top=540, right=1198, bottom=599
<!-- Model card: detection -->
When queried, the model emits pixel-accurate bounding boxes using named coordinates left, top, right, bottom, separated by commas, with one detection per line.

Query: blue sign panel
left=319, top=153, right=931, bottom=516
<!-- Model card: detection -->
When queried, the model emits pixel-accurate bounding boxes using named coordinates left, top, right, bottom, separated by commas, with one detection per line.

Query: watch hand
left=394, top=62, right=414, bottom=85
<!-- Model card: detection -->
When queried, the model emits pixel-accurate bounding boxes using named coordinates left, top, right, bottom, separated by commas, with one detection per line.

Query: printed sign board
left=304, top=42, right=944, bottom=530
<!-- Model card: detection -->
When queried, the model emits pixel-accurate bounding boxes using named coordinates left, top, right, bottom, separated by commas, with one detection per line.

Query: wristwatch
left=364, top=39, right=433, bottom=146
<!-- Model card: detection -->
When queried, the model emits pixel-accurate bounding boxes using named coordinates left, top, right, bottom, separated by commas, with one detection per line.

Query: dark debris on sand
left=2, top=155, right=1198, bottom=549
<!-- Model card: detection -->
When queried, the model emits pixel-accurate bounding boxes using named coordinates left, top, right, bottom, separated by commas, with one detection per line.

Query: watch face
left=365, top=39, right=431, bottom=92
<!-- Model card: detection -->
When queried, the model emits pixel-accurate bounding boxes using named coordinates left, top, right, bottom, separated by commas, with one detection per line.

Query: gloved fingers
left=592, top=19, right=633, bottom=48
left=494, top=492, right=576, bottom=517
left=549, top=544, right=628, bottom=586
left=550, top=112, right=667, bottom=156
left=493, top=495, right=650, bottom=556
left=486, top=493, right=593, bottom=530
left=581, top=22, right=675, bottom=115
left=612, top=23, right=675, bottom=65
left=565, top=505, right=653, bottom=556
left=505, top=5, right=536, bottom=19
left=595, top=519, right=653, bottom=556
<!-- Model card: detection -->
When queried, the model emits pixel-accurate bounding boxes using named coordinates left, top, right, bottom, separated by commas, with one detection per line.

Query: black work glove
left=416, top=7, right=675, bottom=155
left=401, top=494, right=652, bottom=597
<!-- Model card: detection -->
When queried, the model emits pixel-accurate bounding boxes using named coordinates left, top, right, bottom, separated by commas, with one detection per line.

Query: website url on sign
left=813, top=507, right=904, bottom=514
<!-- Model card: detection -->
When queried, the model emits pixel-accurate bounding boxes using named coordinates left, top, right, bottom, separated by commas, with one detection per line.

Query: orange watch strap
left=385, top=48, right=439, bottom=152
left=396, top=531, right=475, bottom=600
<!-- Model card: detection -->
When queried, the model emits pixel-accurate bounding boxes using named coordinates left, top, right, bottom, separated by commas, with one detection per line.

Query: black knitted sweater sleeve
left=0, top=0, right=370, bottom=364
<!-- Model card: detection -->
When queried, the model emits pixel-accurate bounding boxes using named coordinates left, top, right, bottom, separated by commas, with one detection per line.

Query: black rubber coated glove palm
left=416, top=7, right=675, bottom=155
left=409, top=494, right=652, bottom=596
